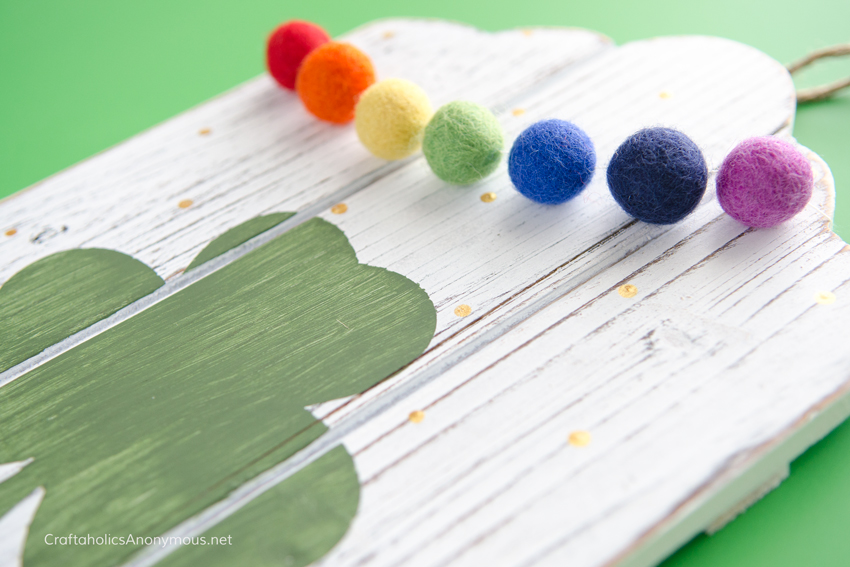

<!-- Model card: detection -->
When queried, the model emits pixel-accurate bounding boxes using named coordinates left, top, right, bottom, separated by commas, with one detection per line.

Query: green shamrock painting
left=0, top=214, right=436, bottom=567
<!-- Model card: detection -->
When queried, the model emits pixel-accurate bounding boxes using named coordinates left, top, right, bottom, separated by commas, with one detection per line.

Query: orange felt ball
left=296, top=42, right=376, bottom=124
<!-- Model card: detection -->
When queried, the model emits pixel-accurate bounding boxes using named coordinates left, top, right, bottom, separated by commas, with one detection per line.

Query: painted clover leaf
left=0, top=215, right=436, bottom=567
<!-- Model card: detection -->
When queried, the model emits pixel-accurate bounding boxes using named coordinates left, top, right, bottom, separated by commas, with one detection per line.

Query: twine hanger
left=788, top=43, right=850, bottom=103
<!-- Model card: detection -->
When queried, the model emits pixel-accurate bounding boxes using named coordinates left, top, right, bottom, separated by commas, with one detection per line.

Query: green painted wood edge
left=618, top=388, right=850, bottom=567
left=185, top=212, right=296, bottom=272
left=0, top=249, right=164, bottom=373
left=0, top=217, right=436, bottom=567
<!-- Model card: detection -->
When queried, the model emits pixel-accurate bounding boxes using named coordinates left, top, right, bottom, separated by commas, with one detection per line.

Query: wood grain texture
left=0, top=218, right=435, bottom=567
left=0, top=18, right=847, bottom=567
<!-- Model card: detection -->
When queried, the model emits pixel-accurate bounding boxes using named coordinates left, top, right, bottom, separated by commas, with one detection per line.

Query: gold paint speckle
left=618, top=284, right=638, bottom=298
left=383, top=31, right=395, bottom=39
left=178, top=199, right=193, bottom=209
left=4, top=228, right=17, bottom=237
left=480, top=192, right=497, bottom=203
left=454, top=304, right=472, bottom=317
left=568, top=430, right=592, bottom=447
left=331, top=203, right=348, bottom=215
left=522, top=29, right=534, bottom=37
left=659, top=91, right=672, bottom=99
left=815, top=291, right=836, bottom=305
left=198, top=128, right=211, bottom=136
left=409, top=410, right=425, bottom=423
left=512, top=108, right=526, bottom=117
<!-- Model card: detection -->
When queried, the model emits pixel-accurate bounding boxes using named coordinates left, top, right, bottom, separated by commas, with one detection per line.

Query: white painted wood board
left=1, top=17, right=848, bottom=567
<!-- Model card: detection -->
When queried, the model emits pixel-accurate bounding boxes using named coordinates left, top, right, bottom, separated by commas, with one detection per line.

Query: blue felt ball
left=508, top=119, right=596, bottom=205
left=607, top=127, right=708, bottom=224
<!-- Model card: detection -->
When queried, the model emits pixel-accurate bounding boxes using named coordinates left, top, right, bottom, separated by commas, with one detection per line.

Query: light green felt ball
left=422, top=101, right=504, bottom=185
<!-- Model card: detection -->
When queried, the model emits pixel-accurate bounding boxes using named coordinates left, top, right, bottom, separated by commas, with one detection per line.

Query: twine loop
left=788, top=43, right=850, bottom=103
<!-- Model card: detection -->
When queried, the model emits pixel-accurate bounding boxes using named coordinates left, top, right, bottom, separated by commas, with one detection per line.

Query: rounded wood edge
left=799, top=143, right=837, bottom=232
left=609, top=380, right=850, bottom=567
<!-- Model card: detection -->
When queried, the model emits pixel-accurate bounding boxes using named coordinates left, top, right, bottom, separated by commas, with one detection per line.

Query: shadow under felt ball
left=508, top=119, right=596, bottom=205
left=607, top=127, right=708, bottom=224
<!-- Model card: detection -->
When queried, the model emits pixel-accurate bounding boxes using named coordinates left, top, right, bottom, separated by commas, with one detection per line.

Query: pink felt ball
left=716, top=137, right=813, bottom=228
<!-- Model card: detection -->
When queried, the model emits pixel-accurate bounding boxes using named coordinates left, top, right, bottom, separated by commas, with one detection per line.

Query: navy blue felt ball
left=508, top=119, right=596, bottom=205
left=606, top=127, right=708, bottom=224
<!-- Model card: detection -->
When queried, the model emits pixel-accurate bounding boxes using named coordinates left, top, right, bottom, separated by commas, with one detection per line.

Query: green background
left=1, top=0, right=849, bottom=565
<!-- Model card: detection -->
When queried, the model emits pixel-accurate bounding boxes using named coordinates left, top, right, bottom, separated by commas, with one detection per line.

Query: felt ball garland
left=266, top=20, right=503, bottom=181
left=266, top=20, right=813, bottom=229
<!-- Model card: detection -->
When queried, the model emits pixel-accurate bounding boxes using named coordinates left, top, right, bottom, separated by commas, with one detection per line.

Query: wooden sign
left=1, top=18, right=848, bottom=567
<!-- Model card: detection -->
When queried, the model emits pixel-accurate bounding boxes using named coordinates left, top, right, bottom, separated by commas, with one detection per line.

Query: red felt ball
left=266, top=21, right=331, bottom=90
left=296, top=42, right=376, bottom=124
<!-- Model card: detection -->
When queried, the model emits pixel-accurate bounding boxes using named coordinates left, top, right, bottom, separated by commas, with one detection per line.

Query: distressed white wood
left=313, top=152, right=847, bottom=567
left=0, top=18, right=847, bottom=567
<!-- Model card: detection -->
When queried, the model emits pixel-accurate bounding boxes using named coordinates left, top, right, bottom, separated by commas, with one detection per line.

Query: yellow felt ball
left=355, top=78, right=433, bottom=160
